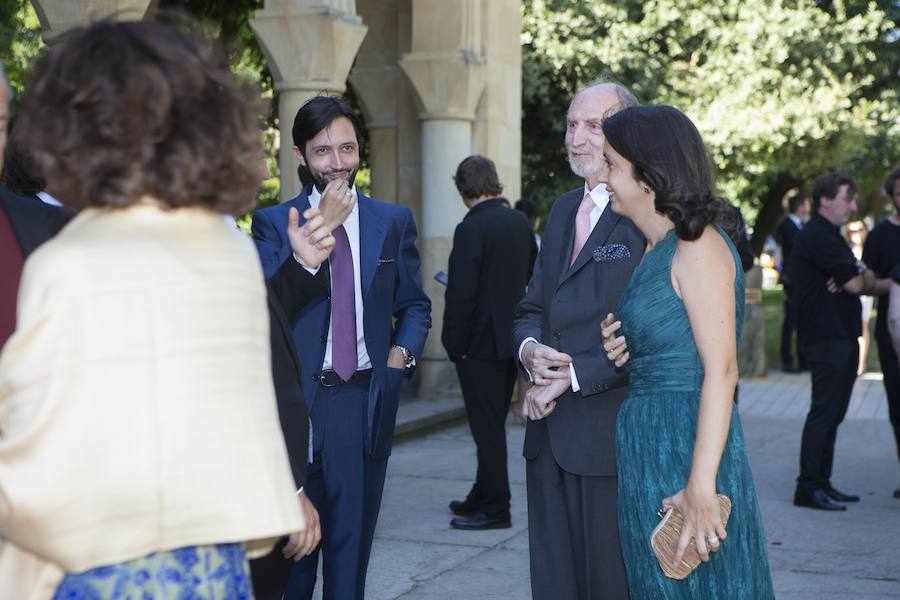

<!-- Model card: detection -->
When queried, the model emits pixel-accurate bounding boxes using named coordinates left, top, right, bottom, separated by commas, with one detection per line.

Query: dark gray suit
left=513, top=187, right=643, bottom=600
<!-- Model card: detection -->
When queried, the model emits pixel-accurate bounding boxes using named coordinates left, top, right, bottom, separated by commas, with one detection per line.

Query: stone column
left=348, top=0, right=401, bottom=207
left=30, top=0, right=155, bottom=41
left=251, top=1, right=368, bottom=201
left=472, top=0, right=521, bottom=202
left=400, top=0, right=485, bottom=390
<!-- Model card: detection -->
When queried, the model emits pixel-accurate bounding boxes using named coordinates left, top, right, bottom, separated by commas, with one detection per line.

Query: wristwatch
left=392, top=345, right=416, bottom=369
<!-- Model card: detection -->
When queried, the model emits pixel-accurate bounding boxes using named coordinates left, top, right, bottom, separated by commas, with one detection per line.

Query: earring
left=641, top=185, right=651, bottom=194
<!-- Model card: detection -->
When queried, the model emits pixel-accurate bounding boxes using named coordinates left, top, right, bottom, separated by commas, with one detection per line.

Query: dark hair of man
left=883, top=165, right=900, bottom=204
left=602, top=105, right=736, bottom=242
left=1, top=117, right=45, bottom=194
left=13, top=19, right=264, bottom=214
left=453, top=155, right=503, bottom=201
left=515, top=198, right=538, bottom=221
left=292, top=95, right=364, bottom=188
left=810, top=172, right=856, bottom=210
left=787, top=193, right=808, bottom=215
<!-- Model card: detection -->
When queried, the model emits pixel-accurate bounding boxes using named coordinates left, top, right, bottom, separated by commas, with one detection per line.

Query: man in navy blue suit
left=252, top=96, right=431, bottom=600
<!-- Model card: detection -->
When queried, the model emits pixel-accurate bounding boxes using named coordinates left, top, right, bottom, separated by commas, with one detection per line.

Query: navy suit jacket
left=252, top=186, right=431, bottom=459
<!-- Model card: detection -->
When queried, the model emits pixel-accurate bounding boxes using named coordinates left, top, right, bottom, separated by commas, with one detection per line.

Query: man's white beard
left=568, top=155, right=602, bottom=182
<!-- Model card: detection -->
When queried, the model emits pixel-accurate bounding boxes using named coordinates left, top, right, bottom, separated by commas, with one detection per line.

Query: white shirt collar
left=583, top=182, right=610, bottom=213
left=787, top=213, right=802, bottom=228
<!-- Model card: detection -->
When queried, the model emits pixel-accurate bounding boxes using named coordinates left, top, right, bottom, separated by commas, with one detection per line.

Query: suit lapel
left=358, top=194, right=387, bottom=298
left=290, top=186, right=313, bottom=228
left=557, top=203, right=622, bottom=287
left=1, top=193, right=41, bottom=256
left=555, top=193, right=581, bottom=287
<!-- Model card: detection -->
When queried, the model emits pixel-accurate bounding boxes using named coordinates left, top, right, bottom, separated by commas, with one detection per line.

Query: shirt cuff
left=296, top=487, right=304, bottom=495
left=570, top=364, right=580, bottom=393
left=293, top=252, right=320, bottom=275
left=518, top=337, right=538, bottom=382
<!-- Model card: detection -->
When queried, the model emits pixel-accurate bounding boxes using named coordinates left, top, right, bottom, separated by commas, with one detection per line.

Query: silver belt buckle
left=317, top=369, right=339, bottom=388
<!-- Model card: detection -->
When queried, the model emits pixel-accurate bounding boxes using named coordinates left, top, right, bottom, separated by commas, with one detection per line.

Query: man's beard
left=567, top=150, right=604, bottom=182
left=312, top=168, right=358, bottom=193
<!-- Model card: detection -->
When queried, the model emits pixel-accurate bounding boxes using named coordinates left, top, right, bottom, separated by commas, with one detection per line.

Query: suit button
left=320, top=336, right=327, bottom=343
left=552, top=332, right=561, bottom=339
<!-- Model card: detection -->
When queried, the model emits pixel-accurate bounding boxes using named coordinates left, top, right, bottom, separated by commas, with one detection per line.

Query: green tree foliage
left=522, top=0, right=899, bottom=251
left=0, top=0, right=42, bottom=99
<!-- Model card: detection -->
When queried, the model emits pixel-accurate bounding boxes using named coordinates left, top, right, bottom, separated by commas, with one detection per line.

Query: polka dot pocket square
left=592, top=244, right=631, bottom=262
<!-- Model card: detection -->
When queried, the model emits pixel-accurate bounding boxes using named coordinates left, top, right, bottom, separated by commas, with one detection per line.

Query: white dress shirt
left=307, top=185, right=372, bottom=371
left=787, top=213, right=802, bottom=230
left=518, top=182, right=610, bottom=393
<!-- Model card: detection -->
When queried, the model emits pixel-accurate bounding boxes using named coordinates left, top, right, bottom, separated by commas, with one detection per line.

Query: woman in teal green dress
left=599, top=105, right=775, bottom=599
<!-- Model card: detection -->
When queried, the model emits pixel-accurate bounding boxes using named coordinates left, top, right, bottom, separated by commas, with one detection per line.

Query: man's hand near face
left=318, top=178, right=355, bottom=232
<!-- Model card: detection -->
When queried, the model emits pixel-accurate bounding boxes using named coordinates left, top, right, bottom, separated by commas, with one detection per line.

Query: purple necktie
left=330, top=225, right=357, bottom=381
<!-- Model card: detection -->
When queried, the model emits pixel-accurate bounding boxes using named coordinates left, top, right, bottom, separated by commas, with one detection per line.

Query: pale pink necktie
left=570, top=193, right=594, bottom=266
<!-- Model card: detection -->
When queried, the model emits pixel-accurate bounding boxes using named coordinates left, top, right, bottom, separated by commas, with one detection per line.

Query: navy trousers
left=284, top=379, right=389, bottom=600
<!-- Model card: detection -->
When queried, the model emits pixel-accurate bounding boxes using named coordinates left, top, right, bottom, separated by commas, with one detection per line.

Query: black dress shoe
left=825, top=485, right=859, bottom=503
left=893, top=487, right=900, bottom=499
left=449, top=499, right=480, bottom=517
left=794, top=488, right=847, bottom=511
left=450, top=512, right=512, bottom=530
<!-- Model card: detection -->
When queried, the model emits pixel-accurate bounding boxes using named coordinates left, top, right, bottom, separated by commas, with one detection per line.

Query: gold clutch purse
left=649, top=494, right=732, bottom=580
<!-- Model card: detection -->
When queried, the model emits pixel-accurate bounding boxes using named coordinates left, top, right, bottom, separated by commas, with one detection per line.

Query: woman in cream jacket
left=0, top=19, right=318, bottom=599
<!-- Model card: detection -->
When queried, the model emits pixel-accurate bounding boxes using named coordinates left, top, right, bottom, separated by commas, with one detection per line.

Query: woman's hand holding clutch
left=602, top=313, right=629, bottom=367
left=661, top=484, right=728, bottom=568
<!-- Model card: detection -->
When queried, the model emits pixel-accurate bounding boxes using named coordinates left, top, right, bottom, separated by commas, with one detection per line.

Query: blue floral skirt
left=52, top=543, right=253, bottom=599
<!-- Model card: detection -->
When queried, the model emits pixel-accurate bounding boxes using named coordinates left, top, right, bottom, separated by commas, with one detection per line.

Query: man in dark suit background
left=0, top=60, right=70, bottom=351
left=513, top=81, right=643, bottom=600
left=442, top=155, right=536, bottom=530
left=252, top=96, right=431, bottom=600
left=778, top=193, right=811, bottom=372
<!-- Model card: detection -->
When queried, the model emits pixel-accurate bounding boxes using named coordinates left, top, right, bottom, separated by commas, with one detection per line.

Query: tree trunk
left=750, top=172, right=800, bottom=256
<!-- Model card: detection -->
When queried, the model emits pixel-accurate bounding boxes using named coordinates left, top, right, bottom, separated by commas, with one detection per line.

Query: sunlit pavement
left=314, top=372, right=900, bottom=599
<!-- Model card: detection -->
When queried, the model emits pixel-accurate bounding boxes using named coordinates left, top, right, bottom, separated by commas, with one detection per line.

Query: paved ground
left=318, top=372, right=900, bottom=599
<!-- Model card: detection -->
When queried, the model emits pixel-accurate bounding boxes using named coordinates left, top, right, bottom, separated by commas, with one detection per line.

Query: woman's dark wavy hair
left=13, top=18, right=265, bottom=214
left=602, top=105, right=737, bottom=242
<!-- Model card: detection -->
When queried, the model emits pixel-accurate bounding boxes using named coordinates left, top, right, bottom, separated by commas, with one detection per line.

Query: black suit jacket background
left=265, top=257, right=327, bottom=489
left=0, top=187, right=70, bottom=256
left=442, top=199, right=537, bottom=361
left=513, top=188, right=644, bottom=477
left=778, top=217, right=801, bottom=284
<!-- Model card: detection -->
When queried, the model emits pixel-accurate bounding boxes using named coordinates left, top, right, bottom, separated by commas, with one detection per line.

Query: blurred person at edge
left=515, top=197, right=543, bottom=252
left=847, top=220, right=872, bottom=375
left=862, top=165, right=900, bottom=499
left=0, top=60, right=69, bottom=355
left=777, top=193, right=811, bottom=373
left=0, top=19, right=319, bottom=599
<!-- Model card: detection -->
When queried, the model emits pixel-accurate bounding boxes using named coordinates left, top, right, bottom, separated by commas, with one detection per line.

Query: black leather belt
left=314, top=368, right=373, bottom=388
